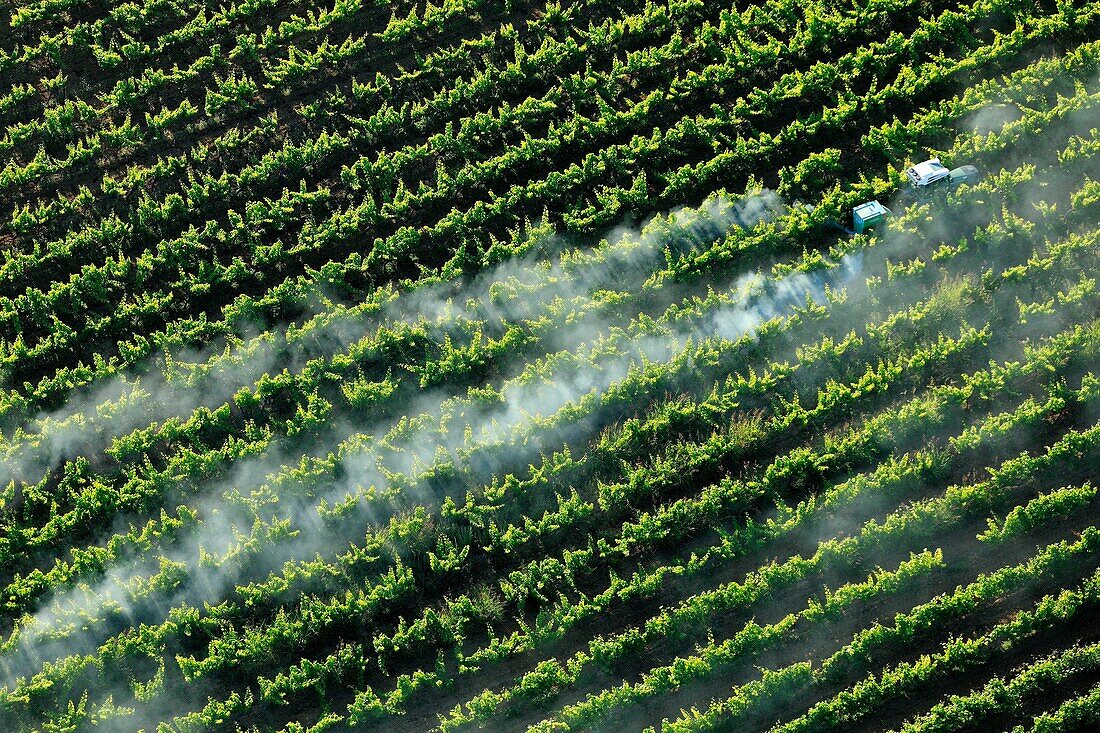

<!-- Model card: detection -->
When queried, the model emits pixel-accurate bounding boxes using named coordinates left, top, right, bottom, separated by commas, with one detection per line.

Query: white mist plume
left=0, top=191, right=784, bottom=496
left=0, top=189, right=789, bottom=677
left=0, top=233, right=860, bottom=684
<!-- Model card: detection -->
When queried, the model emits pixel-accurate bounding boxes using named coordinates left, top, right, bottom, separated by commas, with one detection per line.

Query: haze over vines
left=0, top=0, right=1098, bottom=731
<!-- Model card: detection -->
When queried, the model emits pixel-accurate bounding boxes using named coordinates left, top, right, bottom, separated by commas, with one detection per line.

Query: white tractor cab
left=904, top=158, right=981, bottom=199
left=905, top=157, right=951, bottom=188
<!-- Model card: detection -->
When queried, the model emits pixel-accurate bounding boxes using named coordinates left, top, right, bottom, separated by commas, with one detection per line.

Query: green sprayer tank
left=852, top=200, right=892, bottom=234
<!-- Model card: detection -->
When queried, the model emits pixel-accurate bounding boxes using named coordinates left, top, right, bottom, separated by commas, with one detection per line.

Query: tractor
left=801, top=155, right=980, bottom=239
left=904, top=157, right=980, bottom=201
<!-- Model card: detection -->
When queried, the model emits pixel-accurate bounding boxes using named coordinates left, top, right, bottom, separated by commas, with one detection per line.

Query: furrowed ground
left=0, top=0, right=1097, bottom=730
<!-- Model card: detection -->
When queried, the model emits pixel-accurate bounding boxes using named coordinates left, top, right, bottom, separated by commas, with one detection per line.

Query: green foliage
left=979, top=484, right=1097, bottom=543
left=0, top=0, right=1098, bottom=731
